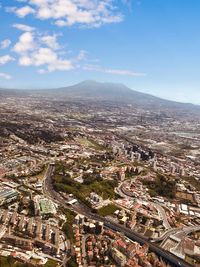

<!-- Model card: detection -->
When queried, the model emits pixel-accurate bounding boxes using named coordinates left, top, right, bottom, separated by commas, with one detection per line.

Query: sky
left=0, top=0, right=200, bottom=104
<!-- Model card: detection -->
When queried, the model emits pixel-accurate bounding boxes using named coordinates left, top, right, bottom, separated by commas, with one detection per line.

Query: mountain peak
left=77, top=80, right=128, bottom=89
left=78, top=80, right=98, bottom=85
left=48, top=80, right=158, bottom=104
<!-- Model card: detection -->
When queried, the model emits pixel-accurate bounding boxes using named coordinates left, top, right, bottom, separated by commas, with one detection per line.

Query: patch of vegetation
left=97, top=204, right=119, bottom=216
left=28, top=165, right=46, bottom=180
left=67, top=257, right=78, bottom=267
left=125, top=168, right=136, bottom=179
left=76, top=137, right=106, bottom=151
left=44, top=259, right=59, bottom=267
left=28, top=199, right=35, bottom=216
left=0, top=256, right=30, bottom=267
left=147, top=189, right=157, bottom=197
left=182, top=176, right=200, bottom=191
left=52, top=164, right=118, bottom=206
left=62, top=209, right=76, bottom=241
left=185, top=255, right=195, bottom=265
left=143, top=174, right=176, bottom=199
left=64, top=209, right=76, bottom=222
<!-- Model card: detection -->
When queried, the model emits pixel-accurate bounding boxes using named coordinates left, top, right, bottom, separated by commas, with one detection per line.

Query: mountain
left=43, top=80, right=160, bottom=102
left=34, top=80, right=198, bottom=110
left=0, top=80, right=199, bottom=112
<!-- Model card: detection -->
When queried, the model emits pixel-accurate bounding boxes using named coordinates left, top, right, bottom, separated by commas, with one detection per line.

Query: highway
left=117, top=181, right=172, bottom=231
left=152, top=202, right=172, bottom=230
left=43, top=164, right=193, bottom=267
left=152, top=228, right=182, bottom=243
left=117, top=181, right=200, bottom=244
left=161, top=225, right=200, bottom=248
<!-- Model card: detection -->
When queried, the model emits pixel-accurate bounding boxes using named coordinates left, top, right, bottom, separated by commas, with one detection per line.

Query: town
left=0, top=92, right=200, bottom=267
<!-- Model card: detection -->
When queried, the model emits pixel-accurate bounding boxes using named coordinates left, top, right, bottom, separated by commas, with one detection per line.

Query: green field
left=44, top=259, right=59, bottom=267
left=76, top=137, right=106, bottom=151
left=97, top=204, right=119, bottom=216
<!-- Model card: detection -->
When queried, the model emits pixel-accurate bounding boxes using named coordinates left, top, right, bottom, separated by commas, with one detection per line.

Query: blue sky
left=0, top=0, right=200, bottom=104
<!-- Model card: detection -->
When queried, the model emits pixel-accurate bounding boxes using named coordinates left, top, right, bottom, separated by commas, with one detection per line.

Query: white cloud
left=0, top=39, right=11, bottom=49
left=38, top=69, right=47, bottom=74
left=18, top=55, right=33, bottom=66
left=13, top=23, right=35, bottom=32
left=48, top=59, right=74, bottom=72
left=41, top=35, right=60, bottom=50
left=0, top=55, right=15, bottom=65
left=19, top=47, right=74, bottom=72
left=0, top=73, right=12, bottom=80
left=11, top=5, right=35, bottom=17
left=8, top=0, right=123, bottom=27
left=83, top=64, right=146, bottom=77
left=12, top=27, right=81, bottom=73
left=13, top=31, right=36, bottom=53
left=31, top=48, right=57, bottom=66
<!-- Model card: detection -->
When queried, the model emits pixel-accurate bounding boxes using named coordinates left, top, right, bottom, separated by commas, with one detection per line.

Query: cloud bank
left=7, top=0, right=123, bottom=27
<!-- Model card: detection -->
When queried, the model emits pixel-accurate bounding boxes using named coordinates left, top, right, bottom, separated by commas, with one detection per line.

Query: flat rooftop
left=39, top=198, right=56, bottom=214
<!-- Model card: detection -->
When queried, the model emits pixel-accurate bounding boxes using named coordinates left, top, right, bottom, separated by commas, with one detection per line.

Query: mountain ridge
left=0, top=80, right=199, bottom=109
